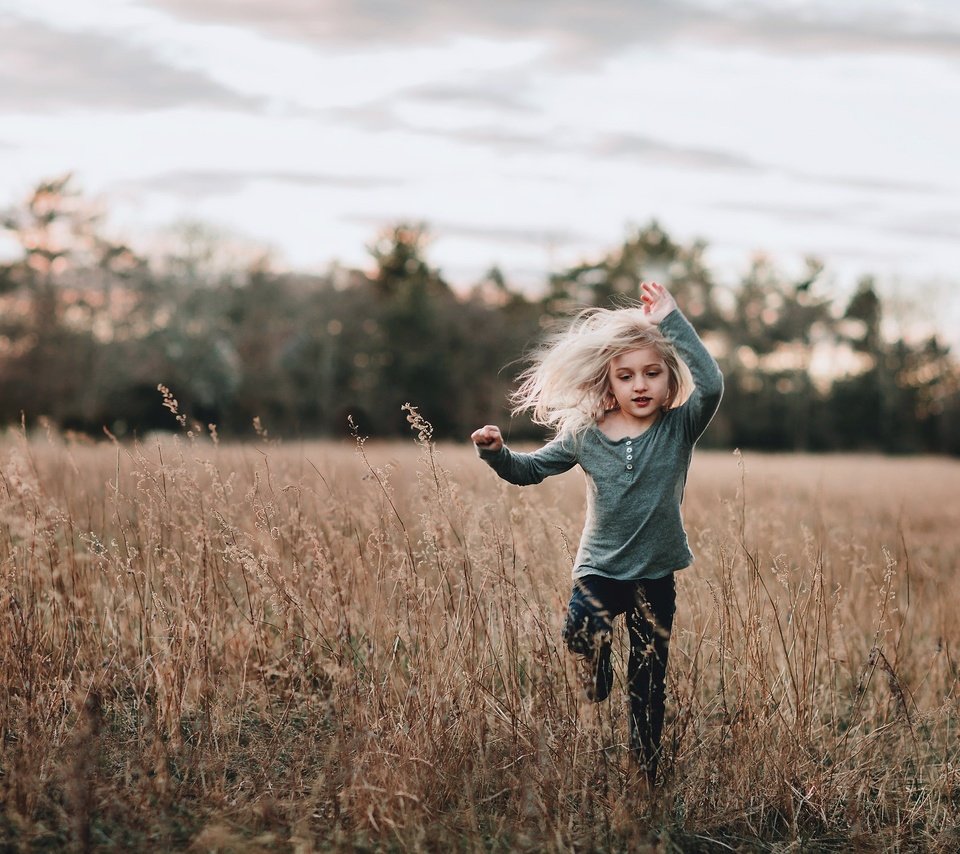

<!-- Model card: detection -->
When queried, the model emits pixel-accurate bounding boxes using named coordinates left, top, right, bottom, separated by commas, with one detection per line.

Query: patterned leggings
left=563, top=573, right=676, bottom=781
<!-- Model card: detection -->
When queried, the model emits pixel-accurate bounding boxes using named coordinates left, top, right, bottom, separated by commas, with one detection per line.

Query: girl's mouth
left=634, top=397, right=651, bottom=406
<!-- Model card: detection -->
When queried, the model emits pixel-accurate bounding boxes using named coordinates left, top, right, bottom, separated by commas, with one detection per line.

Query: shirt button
left=626, top=464, right=633, bottom=470
left=626, top=440, right=632, bottom=445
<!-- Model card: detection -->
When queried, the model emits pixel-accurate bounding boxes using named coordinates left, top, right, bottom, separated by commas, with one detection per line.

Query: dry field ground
left=1, top=424, right=959, bottom=851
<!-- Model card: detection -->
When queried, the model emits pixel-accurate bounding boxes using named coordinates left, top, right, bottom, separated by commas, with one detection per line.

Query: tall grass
left=1, top=416, right=959, bottom=851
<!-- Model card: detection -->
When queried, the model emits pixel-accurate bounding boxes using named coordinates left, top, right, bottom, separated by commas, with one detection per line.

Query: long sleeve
left=659, top=308, right=723, bottom=442
left=477, top=435, right=577, bottom=485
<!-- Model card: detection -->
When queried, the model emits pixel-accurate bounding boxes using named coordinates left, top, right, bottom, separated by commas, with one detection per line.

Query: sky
left=1, top=0, right=959, bottom=342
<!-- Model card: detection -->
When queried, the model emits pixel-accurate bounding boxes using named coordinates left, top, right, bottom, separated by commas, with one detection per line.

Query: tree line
left=1, top=175, right=958, bottom=453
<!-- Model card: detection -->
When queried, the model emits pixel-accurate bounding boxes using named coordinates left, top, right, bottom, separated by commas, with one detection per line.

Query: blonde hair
left=511, top=306, right=693, bottom=438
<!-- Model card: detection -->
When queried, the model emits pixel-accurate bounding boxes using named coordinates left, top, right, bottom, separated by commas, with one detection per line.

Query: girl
left=471, top=281, right=723, bottom=784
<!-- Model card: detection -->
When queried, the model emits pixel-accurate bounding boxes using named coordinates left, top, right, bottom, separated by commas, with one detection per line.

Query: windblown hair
left=511, top=306, right=693, bottom=439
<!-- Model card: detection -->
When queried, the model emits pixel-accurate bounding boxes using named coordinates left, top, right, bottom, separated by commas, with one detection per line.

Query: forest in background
left=1, top=175, right=958, bottom=453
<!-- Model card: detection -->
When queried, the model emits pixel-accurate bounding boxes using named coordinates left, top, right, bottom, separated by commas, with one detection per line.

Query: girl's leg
left=626, top=573, right=676, bottom=783
left=563, top=576, right=619, bottom=702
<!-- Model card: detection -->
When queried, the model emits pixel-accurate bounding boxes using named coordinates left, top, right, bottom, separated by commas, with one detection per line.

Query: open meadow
left=1, top=425, right=959, bottom=852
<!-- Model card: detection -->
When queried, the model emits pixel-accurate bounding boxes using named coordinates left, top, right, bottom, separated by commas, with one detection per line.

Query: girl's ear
left=596, top=385, right=618, bottom=418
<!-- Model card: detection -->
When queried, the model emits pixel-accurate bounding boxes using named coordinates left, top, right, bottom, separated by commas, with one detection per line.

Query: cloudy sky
left=2, top=0, right=959, bottom=339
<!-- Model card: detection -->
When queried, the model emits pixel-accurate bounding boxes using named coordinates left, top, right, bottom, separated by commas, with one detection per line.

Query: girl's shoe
left=578, top=644, right=613, bottom=702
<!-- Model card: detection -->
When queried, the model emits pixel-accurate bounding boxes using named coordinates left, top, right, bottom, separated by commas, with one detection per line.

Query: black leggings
left=563, top=573, right=676, bottom=778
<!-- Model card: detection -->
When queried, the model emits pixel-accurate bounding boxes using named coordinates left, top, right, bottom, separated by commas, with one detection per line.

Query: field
left=1, top=423, right=959, bottom=852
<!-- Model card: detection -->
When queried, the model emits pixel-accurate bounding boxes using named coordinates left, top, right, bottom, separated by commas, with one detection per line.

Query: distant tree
left=362, top=223, right=463, bottom=434
left=722, top=255, right=832, bottom=449
left=461, top=269, right=543, bottom=438
left=277, top=272, right=380, bottom=436
left=546, top=221, right=723, bottom=328
left=843, top=276, right=883, bottom=353
left=828, top=279, right=960, bottom=452
left=1, top=178, right=957, bottom=452
left=0, top=175, right=145, bottom=427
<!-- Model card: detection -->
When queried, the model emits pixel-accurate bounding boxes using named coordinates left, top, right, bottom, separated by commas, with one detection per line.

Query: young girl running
left=471, top=281, right=723, bottom=783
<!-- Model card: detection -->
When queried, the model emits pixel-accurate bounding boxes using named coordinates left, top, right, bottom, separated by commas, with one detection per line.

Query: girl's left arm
left=660, top=309, right=724, bottom=442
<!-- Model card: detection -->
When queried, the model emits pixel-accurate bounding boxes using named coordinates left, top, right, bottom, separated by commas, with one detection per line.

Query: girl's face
left=607, top=347, right=672, bottom=427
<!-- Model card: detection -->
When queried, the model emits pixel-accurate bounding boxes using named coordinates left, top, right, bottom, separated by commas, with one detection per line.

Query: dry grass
left=1, top=418, right=959, bottom=852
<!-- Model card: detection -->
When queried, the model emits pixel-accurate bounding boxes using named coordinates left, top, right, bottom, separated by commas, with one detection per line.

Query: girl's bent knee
left=564, top=620, right=610, bottom=657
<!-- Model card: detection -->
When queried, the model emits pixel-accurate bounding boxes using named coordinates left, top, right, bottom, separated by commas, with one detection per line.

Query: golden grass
left=1, top=422, right=959, bottom=851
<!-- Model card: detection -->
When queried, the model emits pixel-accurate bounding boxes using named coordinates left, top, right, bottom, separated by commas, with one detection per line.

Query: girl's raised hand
left=640, top=281, right=677, bottom=325
left=471, top=424, right=503, bottom=452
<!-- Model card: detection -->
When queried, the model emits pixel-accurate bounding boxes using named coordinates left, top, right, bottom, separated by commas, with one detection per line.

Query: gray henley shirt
left=478, top=308, right=723, bottom=581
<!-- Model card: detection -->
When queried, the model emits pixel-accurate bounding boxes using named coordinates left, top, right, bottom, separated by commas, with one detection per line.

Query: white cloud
left=143, top=0, right=960, bottom=63
left=593, top=134, right=763, bottom=172
left=119, top=169, right=403, bottom=197
left=0, top=15, right=260, bottom=113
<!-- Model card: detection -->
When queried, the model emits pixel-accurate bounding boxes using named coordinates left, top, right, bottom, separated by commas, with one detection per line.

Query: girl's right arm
left=471, top=426, right=577, bottom=485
